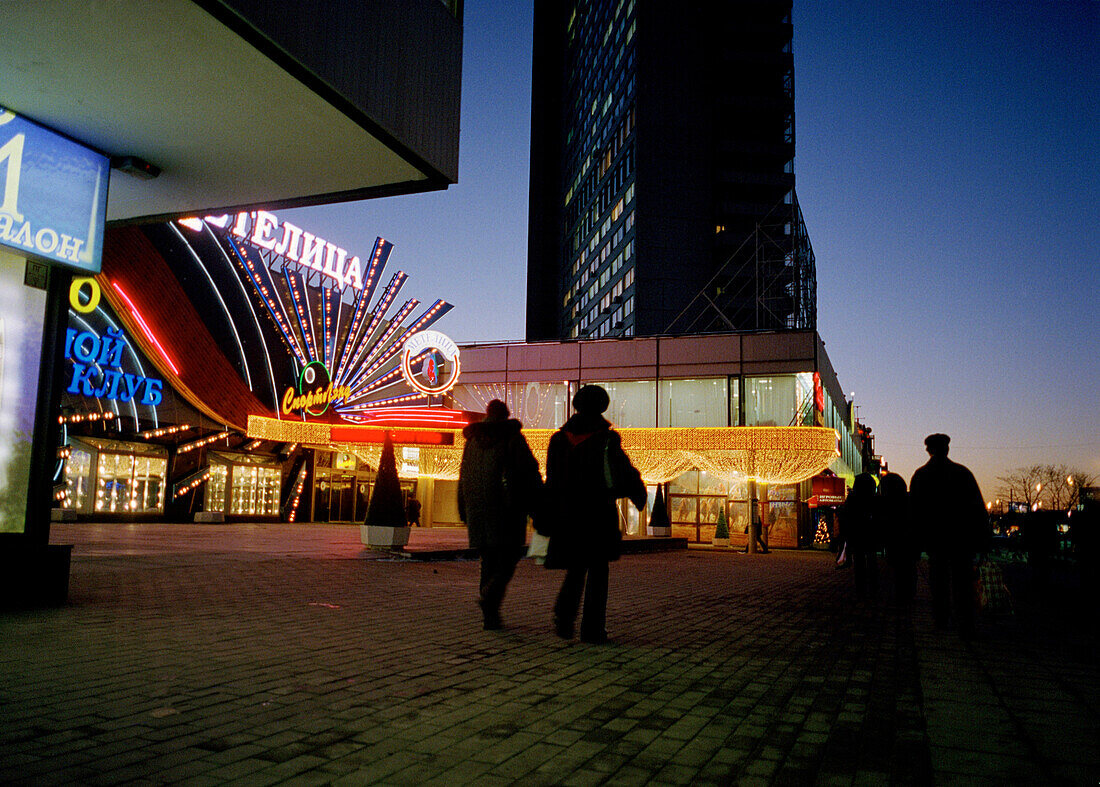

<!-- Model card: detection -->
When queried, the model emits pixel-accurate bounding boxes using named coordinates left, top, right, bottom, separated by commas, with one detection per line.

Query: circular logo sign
left=401, top=330, right=460, bottom=395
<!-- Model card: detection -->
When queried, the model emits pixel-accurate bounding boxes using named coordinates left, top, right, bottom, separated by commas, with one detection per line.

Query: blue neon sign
left=0, top=105, right=109, bottom=273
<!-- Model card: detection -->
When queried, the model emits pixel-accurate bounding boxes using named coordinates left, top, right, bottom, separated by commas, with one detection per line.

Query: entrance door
left=334, top=474, right=355, bottom=522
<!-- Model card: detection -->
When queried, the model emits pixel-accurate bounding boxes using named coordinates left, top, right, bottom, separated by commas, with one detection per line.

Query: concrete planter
left=647, top=524, right=672, bottom=537
left=360, top=525, right=411, bottom=549
left=713, top=537, right=730, bottom=548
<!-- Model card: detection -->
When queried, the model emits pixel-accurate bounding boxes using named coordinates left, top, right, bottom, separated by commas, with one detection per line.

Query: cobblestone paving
left=1, top=525, right=1097, bottom=785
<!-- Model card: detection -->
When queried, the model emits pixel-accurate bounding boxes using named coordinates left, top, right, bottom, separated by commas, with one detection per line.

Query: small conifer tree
left=364, top=431, right=407, bottom=528
left=649, top=485, right=671, bottom=532
left=714, top=505, right=730, bottom=540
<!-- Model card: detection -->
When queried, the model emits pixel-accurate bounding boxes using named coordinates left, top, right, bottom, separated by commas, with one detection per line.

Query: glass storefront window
left=229, top=464, right=280, bottom=516
left=131, top=456, right=165, bottom=512
left=745, top=375, right=797, bottom=426
left=666, top=470, right=752, bottom=544
left=91, top=451, right=166, bottom=513
left=729, top=377, right=742, bottom=426
left=795, top=372, right=814, bottom=426
left=96, top=453, right=131, bottom=512
left=449, top=382, right=569, bottom=429
left=66, top=438, right=168, bottom=515
left=63, top=448, right=91, bottom=510
left=206, top=452, right=280, bottom=517
left=583, top=380, right=656, bottom=427
left=658, top=378, right=728, bottom=427
left=206, top=464, right=228, bottom=512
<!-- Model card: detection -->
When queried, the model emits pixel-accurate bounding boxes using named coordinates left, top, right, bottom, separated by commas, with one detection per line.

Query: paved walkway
left=1, top=524, right=1096, bottom=785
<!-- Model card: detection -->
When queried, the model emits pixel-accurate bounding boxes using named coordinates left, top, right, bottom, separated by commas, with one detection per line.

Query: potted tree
left=647, top=484, right=672, bottom=537
left=713, top=504, right=730, bottom=547
left=360, top=432, right=411, bottom=549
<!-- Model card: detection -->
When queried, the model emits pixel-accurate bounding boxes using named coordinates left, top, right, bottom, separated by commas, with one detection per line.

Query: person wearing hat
left=458, top=399, right=543, bottom=630
left=909, top=433, right=989, bottom=637
left=543, top=385, right=646, bottom=643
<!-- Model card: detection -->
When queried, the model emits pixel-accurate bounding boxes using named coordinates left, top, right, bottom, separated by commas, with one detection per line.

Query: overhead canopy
left=0, top=0, right=461, bottom=223
left=247, top=416, right=841, bottom=486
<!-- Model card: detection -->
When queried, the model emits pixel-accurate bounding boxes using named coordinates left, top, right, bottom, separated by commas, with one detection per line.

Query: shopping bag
left=976, top=561, right=1013, bottom=613
left=836, top=543, right=848, bottom=566
left=527, top=532, right=550, bottom=564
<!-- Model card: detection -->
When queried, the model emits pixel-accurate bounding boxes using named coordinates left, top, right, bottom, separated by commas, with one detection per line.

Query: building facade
left=527, top=0, right=815, bottom=341
left=436, top=333, right=864, bottom=547
left=1, top=0, right=463, bottom=605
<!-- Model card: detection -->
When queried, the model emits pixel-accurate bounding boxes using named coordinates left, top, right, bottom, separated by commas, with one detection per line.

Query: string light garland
left=59, top=411, right=116, bottom=425
left=285, top=464, right=309, bottom=522
left=173, top=467, right=211, bottom=498
left=140, top=424, right=191, bottom=440
left=178, top=430, right=232, bottom=454
left=247, top=415, right=838, bottom=485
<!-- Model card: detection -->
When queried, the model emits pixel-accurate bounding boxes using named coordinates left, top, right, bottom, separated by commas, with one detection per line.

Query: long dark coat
left=840, top=473, right=878, bottom=551
left=543, top=413, right=646, bottom=569
left=909, top=456, right=988, bottom=555
left=457, top=418, right=542, bottom=550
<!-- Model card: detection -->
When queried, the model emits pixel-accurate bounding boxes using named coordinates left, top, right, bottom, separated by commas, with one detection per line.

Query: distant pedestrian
left=458, top=400, right=543, bottom=630
left=741, top=501, right=770, bottom=553
left=405, top=496, right=421, bottom=527
left=879, top=472, right=918, bottom=605
left=543, top=385, right=646, bottom=643
left=1070, top=500, right=1098, bottom=626
left=909, top=433, right=989, bottom=638
left=840, top=473, right=879, bottom=598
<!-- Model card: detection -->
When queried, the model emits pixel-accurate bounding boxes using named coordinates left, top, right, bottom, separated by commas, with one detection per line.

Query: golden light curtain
left=248, top=416, right=838, bottom=485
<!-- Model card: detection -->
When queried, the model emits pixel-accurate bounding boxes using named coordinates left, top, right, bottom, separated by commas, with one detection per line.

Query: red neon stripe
left=112, top=282, right=180, bottom=375
left=329, top=427, right=455, bottom=446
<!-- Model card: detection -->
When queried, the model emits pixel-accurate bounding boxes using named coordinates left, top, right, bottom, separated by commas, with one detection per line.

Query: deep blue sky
left=286, top=1, right=1100, bottom=497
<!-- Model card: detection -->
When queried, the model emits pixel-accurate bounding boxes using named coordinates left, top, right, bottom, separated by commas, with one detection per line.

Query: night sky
left=285, top=1, right=1100, bottom=498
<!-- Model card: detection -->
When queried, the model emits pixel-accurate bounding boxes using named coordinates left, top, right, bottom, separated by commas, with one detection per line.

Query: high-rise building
left=527, top=0, right=816, bottom=341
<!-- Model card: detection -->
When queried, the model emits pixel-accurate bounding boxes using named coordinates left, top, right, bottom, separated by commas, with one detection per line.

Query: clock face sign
left=401, top=331, right=460, bottom=396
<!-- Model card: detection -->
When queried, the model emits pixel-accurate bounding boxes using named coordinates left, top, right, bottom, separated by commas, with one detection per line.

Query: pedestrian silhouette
left=542, top=385, right=646, bottom=643
left=405, top=496, right=421, bottom=527
left=909, top=433, right=989, bottom=638
left=457, top=399, right=543, bottom=630
left=841, top=473, right=879, bottom=598
left=742, top=500, right=770, bottom=553
left=879, top=472, right=918, bottom=605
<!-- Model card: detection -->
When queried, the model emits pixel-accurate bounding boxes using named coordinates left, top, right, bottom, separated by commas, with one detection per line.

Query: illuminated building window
left=206, top=452, right=280, bottom=516
left=658, top=378, right=729, bottom=428
left=205, top=464, right=228, bottom=512
left=63, top=448, right=92, bottom=510
left=67, top=438, right=167, bottom=515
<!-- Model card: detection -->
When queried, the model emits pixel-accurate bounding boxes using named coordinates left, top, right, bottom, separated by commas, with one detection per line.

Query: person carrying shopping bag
left=542, top=385, right=646, bottom=644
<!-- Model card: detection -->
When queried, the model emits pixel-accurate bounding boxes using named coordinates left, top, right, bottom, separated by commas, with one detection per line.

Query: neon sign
left=281, top=360, right=351, bottom=416
left=401, top=330, right=460, bottom=395
left=181, top=211, right=364, bottom=290
left=64, top=327, right=163, bottom=406
left=65, top=278, right=164, bottom=405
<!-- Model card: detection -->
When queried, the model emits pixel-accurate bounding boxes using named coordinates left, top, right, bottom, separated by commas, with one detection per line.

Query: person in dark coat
left=909, top=433, right=989, bottom=638
left=405, top=496, right=421, bottom=527
left=544, top=385, right=646, bottom=644
left=878, top=472, right=918, bottom=604
left=457, top=400, right=542, bottom=630
left=840, top=473, right=879, bottom=598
